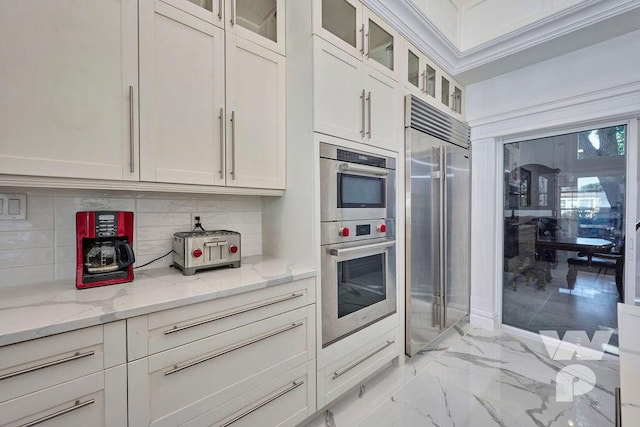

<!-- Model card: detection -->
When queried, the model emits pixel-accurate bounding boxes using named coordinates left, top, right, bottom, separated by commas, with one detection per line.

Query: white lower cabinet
left=0, top=362, right=127, bottom=427
left=128, top=306, right=314, bottom=426
left=317, top=319, right=399, bottom=408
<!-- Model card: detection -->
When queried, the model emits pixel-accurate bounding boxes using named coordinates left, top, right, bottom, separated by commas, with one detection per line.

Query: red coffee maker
left=76, top=211, right=135, bottom=289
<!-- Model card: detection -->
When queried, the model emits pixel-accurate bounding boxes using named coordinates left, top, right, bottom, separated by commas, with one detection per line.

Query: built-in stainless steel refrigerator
left=405, top=95, right=471, bottom=356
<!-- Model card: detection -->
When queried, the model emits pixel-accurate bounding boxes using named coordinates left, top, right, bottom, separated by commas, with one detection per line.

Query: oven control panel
left=321, top=219, right=394, bottom=245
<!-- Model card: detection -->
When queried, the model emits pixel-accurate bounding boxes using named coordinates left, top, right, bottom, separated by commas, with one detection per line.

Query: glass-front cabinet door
left=227, top=0, right=285, bottom=55
left=363, top=7, right=396, bottom=80
left=163, top=0, right=224, bottom=28
left=315, top=0, right=363, bottom=58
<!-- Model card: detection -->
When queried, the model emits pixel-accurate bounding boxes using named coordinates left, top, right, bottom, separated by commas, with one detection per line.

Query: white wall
left=0, top=188, right=263, bottom=287
left=465, top=29, right=640, bottom=328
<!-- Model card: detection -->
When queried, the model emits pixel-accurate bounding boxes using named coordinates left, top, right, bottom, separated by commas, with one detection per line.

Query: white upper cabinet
left=314, top=38, right=399, bottom=151
left=0, top=0, right=139, bottom=181
left=400, top=39, right=464, bottom=120
left=162, top=0, right=225, bottom=28
left=313, top=0, right=397, bottom=81
left=139, top=0, right=226, bottom=186
left=226, top=35, right=286, bottom=189
left=226, top=0, right=286, bottom=56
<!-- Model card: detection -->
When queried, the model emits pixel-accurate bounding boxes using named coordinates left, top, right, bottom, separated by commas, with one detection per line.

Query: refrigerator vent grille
left=406, top=95, right=470, bottom=148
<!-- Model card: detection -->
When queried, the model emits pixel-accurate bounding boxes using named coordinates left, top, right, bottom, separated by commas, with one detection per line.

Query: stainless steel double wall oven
left=320, top=142, right=397, bottom=347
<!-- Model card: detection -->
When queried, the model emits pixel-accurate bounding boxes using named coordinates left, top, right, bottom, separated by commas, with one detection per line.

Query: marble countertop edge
left=0, top=256, right=316, bottom=347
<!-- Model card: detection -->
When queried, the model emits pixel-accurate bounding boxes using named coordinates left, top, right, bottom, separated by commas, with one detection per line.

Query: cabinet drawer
left=127, top=278, right=314, bottom=359
left=185, top=361, right=315, bottom=427
left=319, top=327, right=398, bottom=407
left=0, top=321, right=125, bottom=403
left=0, top=365, right=127, bottom=427
left=128, top=306, right=315, bottom=427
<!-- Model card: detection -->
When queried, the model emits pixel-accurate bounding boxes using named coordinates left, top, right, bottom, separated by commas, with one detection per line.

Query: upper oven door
left=320, top=158, right=395, bottom=221
left=321, top=238, right=397, bottom=347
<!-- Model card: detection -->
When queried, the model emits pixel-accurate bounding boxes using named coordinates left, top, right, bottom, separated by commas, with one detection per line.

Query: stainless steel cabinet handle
left=360, top=89, right=365, bottom=137
left=164, top=292, right=304, bottom=335
left=220, top=380, right=304, bottom=427
left=218, top=0, right=222, bottom=20
left=332, top=340, right=395, bottom=379
left=0, top=351, right=95, bottom=382
left=420, top=70, right=426, bottom=92
left=365, top=31, right=369, bottom=57
left=230, top=0, right=235, bottom=25
left=165, top=322, right=303, bottom=375
left=230, top=110, right=236, bottom=179
left=328, top=240, right=395, bottom=257
left=360, top=24, right=365, bottom=54
left=218, top=107, right=224, bottom=178
left=338, top=162, right=388, bottom=177
left=366, top=91, right=372, bottom=139
left=129, top=85, right=135, bottom=173
left=20, top=399, right=95, bottom=427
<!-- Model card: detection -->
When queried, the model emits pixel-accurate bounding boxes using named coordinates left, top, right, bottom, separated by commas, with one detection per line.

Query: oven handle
left=339, top=163, right=389, bottom=177
left=327, top=241, right=395, bottom=257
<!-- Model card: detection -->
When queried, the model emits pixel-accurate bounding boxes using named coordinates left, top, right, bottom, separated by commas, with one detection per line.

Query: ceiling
left=364, top=0, right=640, bottom=85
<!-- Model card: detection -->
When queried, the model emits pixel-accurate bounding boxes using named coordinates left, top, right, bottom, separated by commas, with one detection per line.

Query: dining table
left=533, top=236, right=615, bottom=289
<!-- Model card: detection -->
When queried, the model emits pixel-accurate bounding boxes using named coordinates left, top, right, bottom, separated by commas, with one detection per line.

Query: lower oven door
left=321, top=238, right=397, bottom=347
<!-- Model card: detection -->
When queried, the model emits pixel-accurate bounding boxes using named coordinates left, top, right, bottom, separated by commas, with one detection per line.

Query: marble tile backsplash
left=0, top=188, right=263, bottom=287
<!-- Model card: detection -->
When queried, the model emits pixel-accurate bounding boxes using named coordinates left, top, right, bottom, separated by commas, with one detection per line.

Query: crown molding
left=363, top=0, right=640, bottom=83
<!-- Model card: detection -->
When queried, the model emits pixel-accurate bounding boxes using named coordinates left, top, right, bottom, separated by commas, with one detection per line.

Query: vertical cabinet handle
left=230, top=0, right=235, bottom=25
left=360, top=24, right=365, bottom=54
left=365, top=31, right=369, bottom=57
left=420, top=70, right=426, bottom=92
left=218, top=0, right=222, bottom=20
left=230, top=110, right=236, bottom=179
left=366, top=91, right=372, bottom=139
left=128, top=85, right=135, bottom=173
left=218, top=107, right=224, bottom=178
left=360, top=89, right=365, bottom=138
left=615, top=387, right=622, bottom=427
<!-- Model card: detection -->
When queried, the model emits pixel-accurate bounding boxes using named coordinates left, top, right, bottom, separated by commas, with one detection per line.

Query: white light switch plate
left=0, top=194, right=27, bottom=220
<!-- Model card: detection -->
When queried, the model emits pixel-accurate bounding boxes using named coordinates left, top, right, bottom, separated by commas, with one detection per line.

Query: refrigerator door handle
left=439, top=145, right=447, bottom=330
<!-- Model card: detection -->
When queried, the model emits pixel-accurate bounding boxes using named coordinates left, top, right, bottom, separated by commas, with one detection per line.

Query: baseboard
left=470, top=309, right=499, bottom=330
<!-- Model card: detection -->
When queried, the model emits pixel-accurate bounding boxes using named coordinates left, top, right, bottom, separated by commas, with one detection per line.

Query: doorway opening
left=502, top=124, right=626, bottom=345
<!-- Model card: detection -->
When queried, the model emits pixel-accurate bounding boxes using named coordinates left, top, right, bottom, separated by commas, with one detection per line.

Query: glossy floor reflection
left=304, top=326, right=618, bottom=427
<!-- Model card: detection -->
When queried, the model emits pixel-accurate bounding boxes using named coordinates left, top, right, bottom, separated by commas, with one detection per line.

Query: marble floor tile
left=303, top=326, right=619, bottom=427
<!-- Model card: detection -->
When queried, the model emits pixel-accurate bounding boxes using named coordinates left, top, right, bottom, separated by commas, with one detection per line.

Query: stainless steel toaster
left=173, top=230, right=241, bottom=275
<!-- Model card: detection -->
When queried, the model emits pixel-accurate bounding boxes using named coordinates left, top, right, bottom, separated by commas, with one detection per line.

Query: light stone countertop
left=0, top=256, right=315, bottom=347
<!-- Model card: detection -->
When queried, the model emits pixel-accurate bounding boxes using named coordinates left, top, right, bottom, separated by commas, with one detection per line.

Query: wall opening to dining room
left=502, top=123, right=626, bottom=349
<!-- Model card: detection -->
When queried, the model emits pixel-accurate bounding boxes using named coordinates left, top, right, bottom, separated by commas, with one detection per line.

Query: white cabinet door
left=227, top=0, right=285, bottom=56
left=0, top=0, right=138, bottom=181
left=362, top=7, right=397, bottom=81
left=0, top=366, right=127, bottom=427
left=313, top=0, right=363, bottom=60
left=226, top=35, right=285, bottom=189
left=161, top=0, right=225, bottom=29
left=139, top=0, right=226, bottom=186
left=364, top=67, right=399, bottom=151
left=313, top=38, right=364, bottom=143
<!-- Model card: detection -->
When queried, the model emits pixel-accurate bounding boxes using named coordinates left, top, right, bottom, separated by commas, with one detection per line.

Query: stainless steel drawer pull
left=129, top=85, right=135, bottom=173
left=331, top=339, right=395, bottom=380
left=219, top=379, right=304, bottom=427
left=165, top=322, right=304, bottom=376
left=20, top=399, right=95, bottom=427
left=164, top=292, right=304, bottom=335
left=328, top=241, right=395, bottom=257
left=0, top=351, right=95, bottom=382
